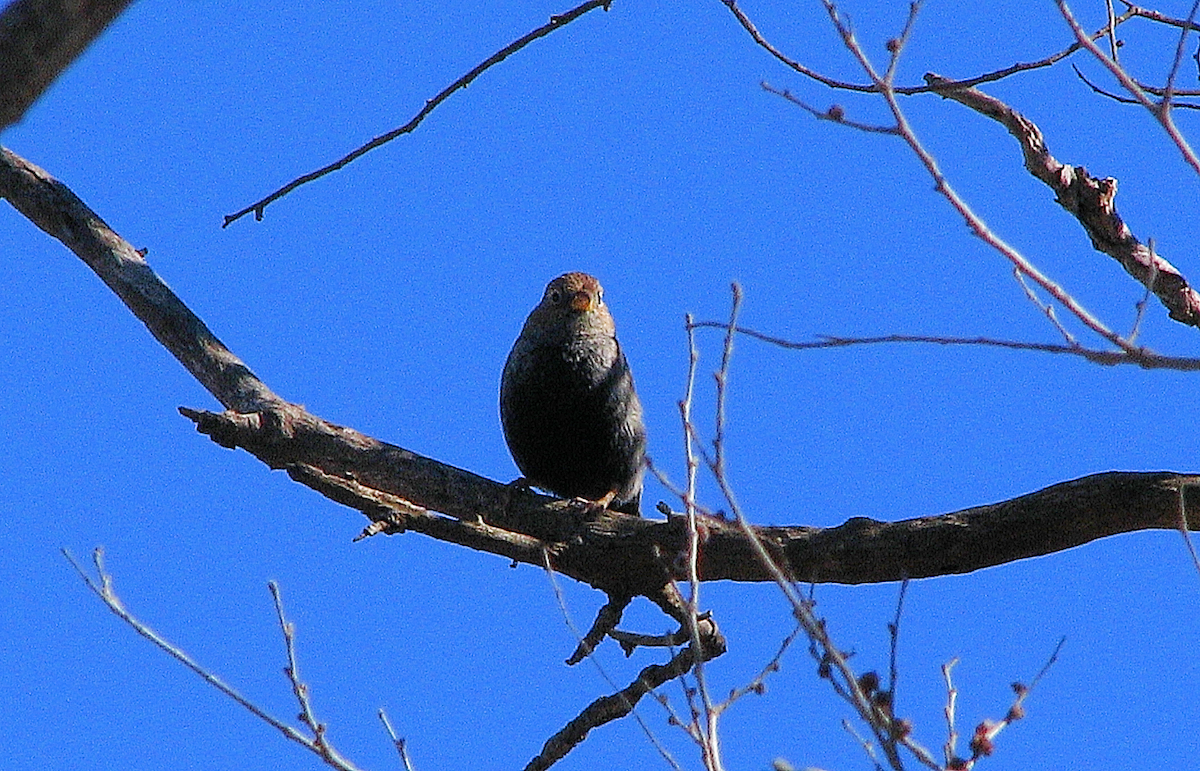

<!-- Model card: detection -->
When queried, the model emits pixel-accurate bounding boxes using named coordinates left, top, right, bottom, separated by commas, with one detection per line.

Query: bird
left=500, top=272, right=647, bottom=516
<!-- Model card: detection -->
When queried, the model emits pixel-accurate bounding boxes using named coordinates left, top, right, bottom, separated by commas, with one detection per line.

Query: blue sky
left=2, top=1, right=1198, bottom=769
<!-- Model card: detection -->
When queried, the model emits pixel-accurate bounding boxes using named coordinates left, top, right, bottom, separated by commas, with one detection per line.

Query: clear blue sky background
left=2, top=1, right=1197, bottom=769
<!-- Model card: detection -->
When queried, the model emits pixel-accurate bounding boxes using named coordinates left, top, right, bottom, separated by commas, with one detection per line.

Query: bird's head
left=522, top=272, right=616, bottom=341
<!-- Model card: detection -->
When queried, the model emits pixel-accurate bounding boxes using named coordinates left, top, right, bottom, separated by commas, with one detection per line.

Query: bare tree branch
left=943, top=637, right=1065, bottom=769
left=778, top=2, right=1142, bottom=353
left=926, top=74, right=1200, bottom=328
left=1057, top=0, right=1200, bottom=175
left=64, top=548, right=367, bottom=771
left=722, top=0, right=1137, bottom=96
left=760, top=81, right=901, bottom=134
left=686, top=325, right=1200, bottom=370
left=0, top=148, right=282, bottom=411
left=5, top=146, right=1200, bottom=595
left=0, top=0, right=134, bottom=131
left=223, top=0, right=612, bottom=226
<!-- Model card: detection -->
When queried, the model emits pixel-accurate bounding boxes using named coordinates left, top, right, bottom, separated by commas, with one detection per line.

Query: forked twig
left=944, top=638, right=1066, bottom=769
left=269, top=581, right=357, bottom=768
left=723, top=0, right=1137, bottom=96
left=1057, top=0, right=1200, bottom=175
left=63, top=549, right=366, bottom=771
left=538, top=549, right=682, bottom=771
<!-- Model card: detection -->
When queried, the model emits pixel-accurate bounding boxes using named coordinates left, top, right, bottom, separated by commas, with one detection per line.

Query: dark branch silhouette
left=0, top=0, right=134, bottom=130
left=720, top=0, right=1138, bottom=96
left=3, top=147, right=1198, bottom=594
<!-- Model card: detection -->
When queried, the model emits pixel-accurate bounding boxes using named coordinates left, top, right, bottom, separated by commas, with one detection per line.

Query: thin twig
left=677, top=313, right=723, bottom=771
left=645, top=458, right=721, bottom=519
left=63, top=549, right=365, bottom=770
left=1057, top=0, right=1200, bottom=175
left=942, top=658, right=960, bottom=767
left=268, top=580, right=353, bottom=768
left=883, top=0, right=924, bottom=86
left=721, top=620, right=803, bottom=706
left=223, top=0, right=612, bottom=226
left=710, top=282, right=741, bottom=494
left=761, top=82, right=901, bottom=134
left=886, top=579, right=908, bottom=702
left=1106, top=0, right=1120, bottom=61
left=270, top=581, right=357, bottom=768
left=719, top=0, right=874, bottom=93
left=958, top=638, right=1066, bottom=766
left=1175, top=483, right=1200, bottom=577
left=378, top=709, right=416, bottom=771
left=725, top=0, right=1136, bottom=95
left=842, top=719, right=886, bottom=771
left=687, top=322, right=1200, bottom=370
left=1013, top=268, right=1078, bottom=346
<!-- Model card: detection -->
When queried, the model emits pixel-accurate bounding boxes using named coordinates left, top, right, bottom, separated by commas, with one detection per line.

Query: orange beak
left=570, top=291, right=596, bottom=313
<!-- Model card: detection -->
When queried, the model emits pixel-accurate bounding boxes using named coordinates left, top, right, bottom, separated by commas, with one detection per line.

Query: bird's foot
left=568, top=489, right=617, bottom=515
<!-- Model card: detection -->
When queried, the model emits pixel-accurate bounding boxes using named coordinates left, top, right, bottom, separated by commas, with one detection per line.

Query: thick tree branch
left=179, top=406, right=1200, bottom=586
left=0, top=0, right=134, bottom=131
left=926, top=74, right=1200, bottom=329
left=0, top=147, right=281, bottom=411
left=4, top=146, right=1199, bottom=595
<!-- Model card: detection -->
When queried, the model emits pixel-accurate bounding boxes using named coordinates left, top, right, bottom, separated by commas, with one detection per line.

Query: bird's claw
left=568, top=489, right=618, bottom=515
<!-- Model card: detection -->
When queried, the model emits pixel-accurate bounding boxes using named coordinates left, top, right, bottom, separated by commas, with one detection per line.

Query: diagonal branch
left=1057, top=0, right=1200, bottom=175
left=0, top=0, right=134, bottom=131
left=63, top=548, right=363, bottom=768
left=925, top=74, right=1200, bottom=328
left=525, top=632, right=725, bottom=771
left=223, top=0, right=612, bottom=226
left=0, top=147, right=282, bottom=411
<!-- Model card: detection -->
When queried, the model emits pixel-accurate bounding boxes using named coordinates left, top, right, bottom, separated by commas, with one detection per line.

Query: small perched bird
left=501, top=272, right=647, bottom=516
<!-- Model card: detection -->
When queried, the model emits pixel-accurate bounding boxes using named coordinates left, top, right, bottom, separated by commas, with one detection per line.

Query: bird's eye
left=549, top=290, right=562, bottom=304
